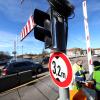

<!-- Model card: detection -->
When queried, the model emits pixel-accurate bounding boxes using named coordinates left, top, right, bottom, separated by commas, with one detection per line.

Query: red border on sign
left=49, top=52, right=73, bottom=88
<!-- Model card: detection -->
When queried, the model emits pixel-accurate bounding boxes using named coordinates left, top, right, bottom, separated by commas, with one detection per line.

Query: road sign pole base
left=58, top=87, right=70, bottom=100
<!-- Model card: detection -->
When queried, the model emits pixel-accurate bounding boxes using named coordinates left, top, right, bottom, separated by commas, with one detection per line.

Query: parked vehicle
left=1, top=60, right=43, bottom=76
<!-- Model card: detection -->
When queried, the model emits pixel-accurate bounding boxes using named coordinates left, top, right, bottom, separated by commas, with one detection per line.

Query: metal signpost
left=52, top=16, right=70, bottom=100
left=47, top=1, right=74, bottom=100
left=49, top=51, right=73, bottom=100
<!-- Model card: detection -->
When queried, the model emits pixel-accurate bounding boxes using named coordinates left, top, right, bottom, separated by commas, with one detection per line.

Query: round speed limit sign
left=49, top=52, right=73, bottom=88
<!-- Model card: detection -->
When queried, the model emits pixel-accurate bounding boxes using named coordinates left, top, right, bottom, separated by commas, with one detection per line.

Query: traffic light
left=34, top=9, right=52, bottom=48
left=47, top=0, right=74, bottom=18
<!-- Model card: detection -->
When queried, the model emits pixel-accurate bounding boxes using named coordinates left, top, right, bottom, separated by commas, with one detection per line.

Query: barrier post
left=82, top=0, right=94, bottom=75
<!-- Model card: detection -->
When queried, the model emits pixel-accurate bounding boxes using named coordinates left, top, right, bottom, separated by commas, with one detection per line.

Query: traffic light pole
left=54, top=15, right=70, bottom=100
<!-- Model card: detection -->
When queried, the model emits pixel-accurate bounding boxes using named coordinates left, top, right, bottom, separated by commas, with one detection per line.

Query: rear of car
left=2, top=63, right=11, bottom=75
left=1, top=60, right=43, bottom=76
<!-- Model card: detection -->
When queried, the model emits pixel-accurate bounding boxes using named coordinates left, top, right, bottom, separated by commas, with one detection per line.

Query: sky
left=0, top=0, right=100, bottom=55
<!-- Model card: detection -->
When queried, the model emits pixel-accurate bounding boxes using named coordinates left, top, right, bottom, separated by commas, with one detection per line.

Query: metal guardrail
left=0, top=70, right=33, bottom=93
left=0, top=72, right=49, bottom=96
left=0, top=73, right=18, bottom=92
left=82, top=86, right=96, bottom=100
left=18, top=70, right=33, bottom=84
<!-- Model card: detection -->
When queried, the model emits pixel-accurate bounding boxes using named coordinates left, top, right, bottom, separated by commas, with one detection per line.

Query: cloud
left=0, top=30, right=44, bottom=54
left=0, top=31, right=16, bottom=42
left=0, top=0, right=49, bottom=23
left=0, top=31, right=16, bottom=49
left=0, top=44, right=12, bottom=48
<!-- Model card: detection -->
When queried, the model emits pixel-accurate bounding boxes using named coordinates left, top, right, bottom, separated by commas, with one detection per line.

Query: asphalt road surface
left=0, top=75, right=59, bottom=100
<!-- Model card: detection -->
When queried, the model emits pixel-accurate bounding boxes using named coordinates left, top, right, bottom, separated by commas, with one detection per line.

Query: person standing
left=72, top=60, right=88, bottom=89
left=88, top=61, right=100, bottom=100
left=70, top=60, right=88, bottom=100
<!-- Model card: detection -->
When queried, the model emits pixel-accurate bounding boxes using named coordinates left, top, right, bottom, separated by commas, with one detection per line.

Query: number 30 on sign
left=49, top=52, right=73, bottom=88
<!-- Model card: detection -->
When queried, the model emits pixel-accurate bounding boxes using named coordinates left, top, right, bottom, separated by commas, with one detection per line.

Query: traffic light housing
left=34, top=9, right=52, bottom=48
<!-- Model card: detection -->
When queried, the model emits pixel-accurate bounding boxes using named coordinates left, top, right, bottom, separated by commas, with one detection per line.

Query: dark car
left=0, top=60, right=8, bottom=66
left=2, top=60, right=43, bottom=76
left=42, top=57, right=49, bottom=64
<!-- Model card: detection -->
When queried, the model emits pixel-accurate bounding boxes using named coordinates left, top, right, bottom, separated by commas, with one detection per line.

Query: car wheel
left=37, top=68, right=43, bottom=73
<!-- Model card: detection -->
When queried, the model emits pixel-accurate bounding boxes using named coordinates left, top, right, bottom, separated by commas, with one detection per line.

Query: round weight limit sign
left=49, top=52, right=73, bottom=88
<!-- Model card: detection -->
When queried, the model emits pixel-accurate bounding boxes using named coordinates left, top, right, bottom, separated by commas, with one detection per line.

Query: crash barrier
left=0, top=70, right=32, bottom=93
left=0, top=74, right=18, bottom=92
left=18, top=70, right=33, bottom=84
left=82, top=86, right=96, bottom=100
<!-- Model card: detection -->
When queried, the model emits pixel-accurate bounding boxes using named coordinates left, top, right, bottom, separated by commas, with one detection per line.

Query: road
left=0, top=56, right=99, bottom=100
left=0, top=75, right=59, bottom=100
left=70, top=56, right=100, bottom=69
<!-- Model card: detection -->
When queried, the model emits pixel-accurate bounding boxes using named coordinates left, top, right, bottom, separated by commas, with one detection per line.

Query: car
left=1, top=60, right=43, bottom=76
left=0, top=60, right=8, bottom=66
left=42, top=57, right=49, bottom=64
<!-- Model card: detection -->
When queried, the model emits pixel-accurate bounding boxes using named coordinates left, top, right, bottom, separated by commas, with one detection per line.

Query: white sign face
left=51, top=56, right=68, bottom=82
left=49, top=52, right=73, bottom=88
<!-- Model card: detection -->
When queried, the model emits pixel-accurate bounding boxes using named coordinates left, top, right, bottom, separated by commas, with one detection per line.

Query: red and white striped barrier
left=20, top=15, right=36, bottom=41
left=82, top=0, right=94, bottom=75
